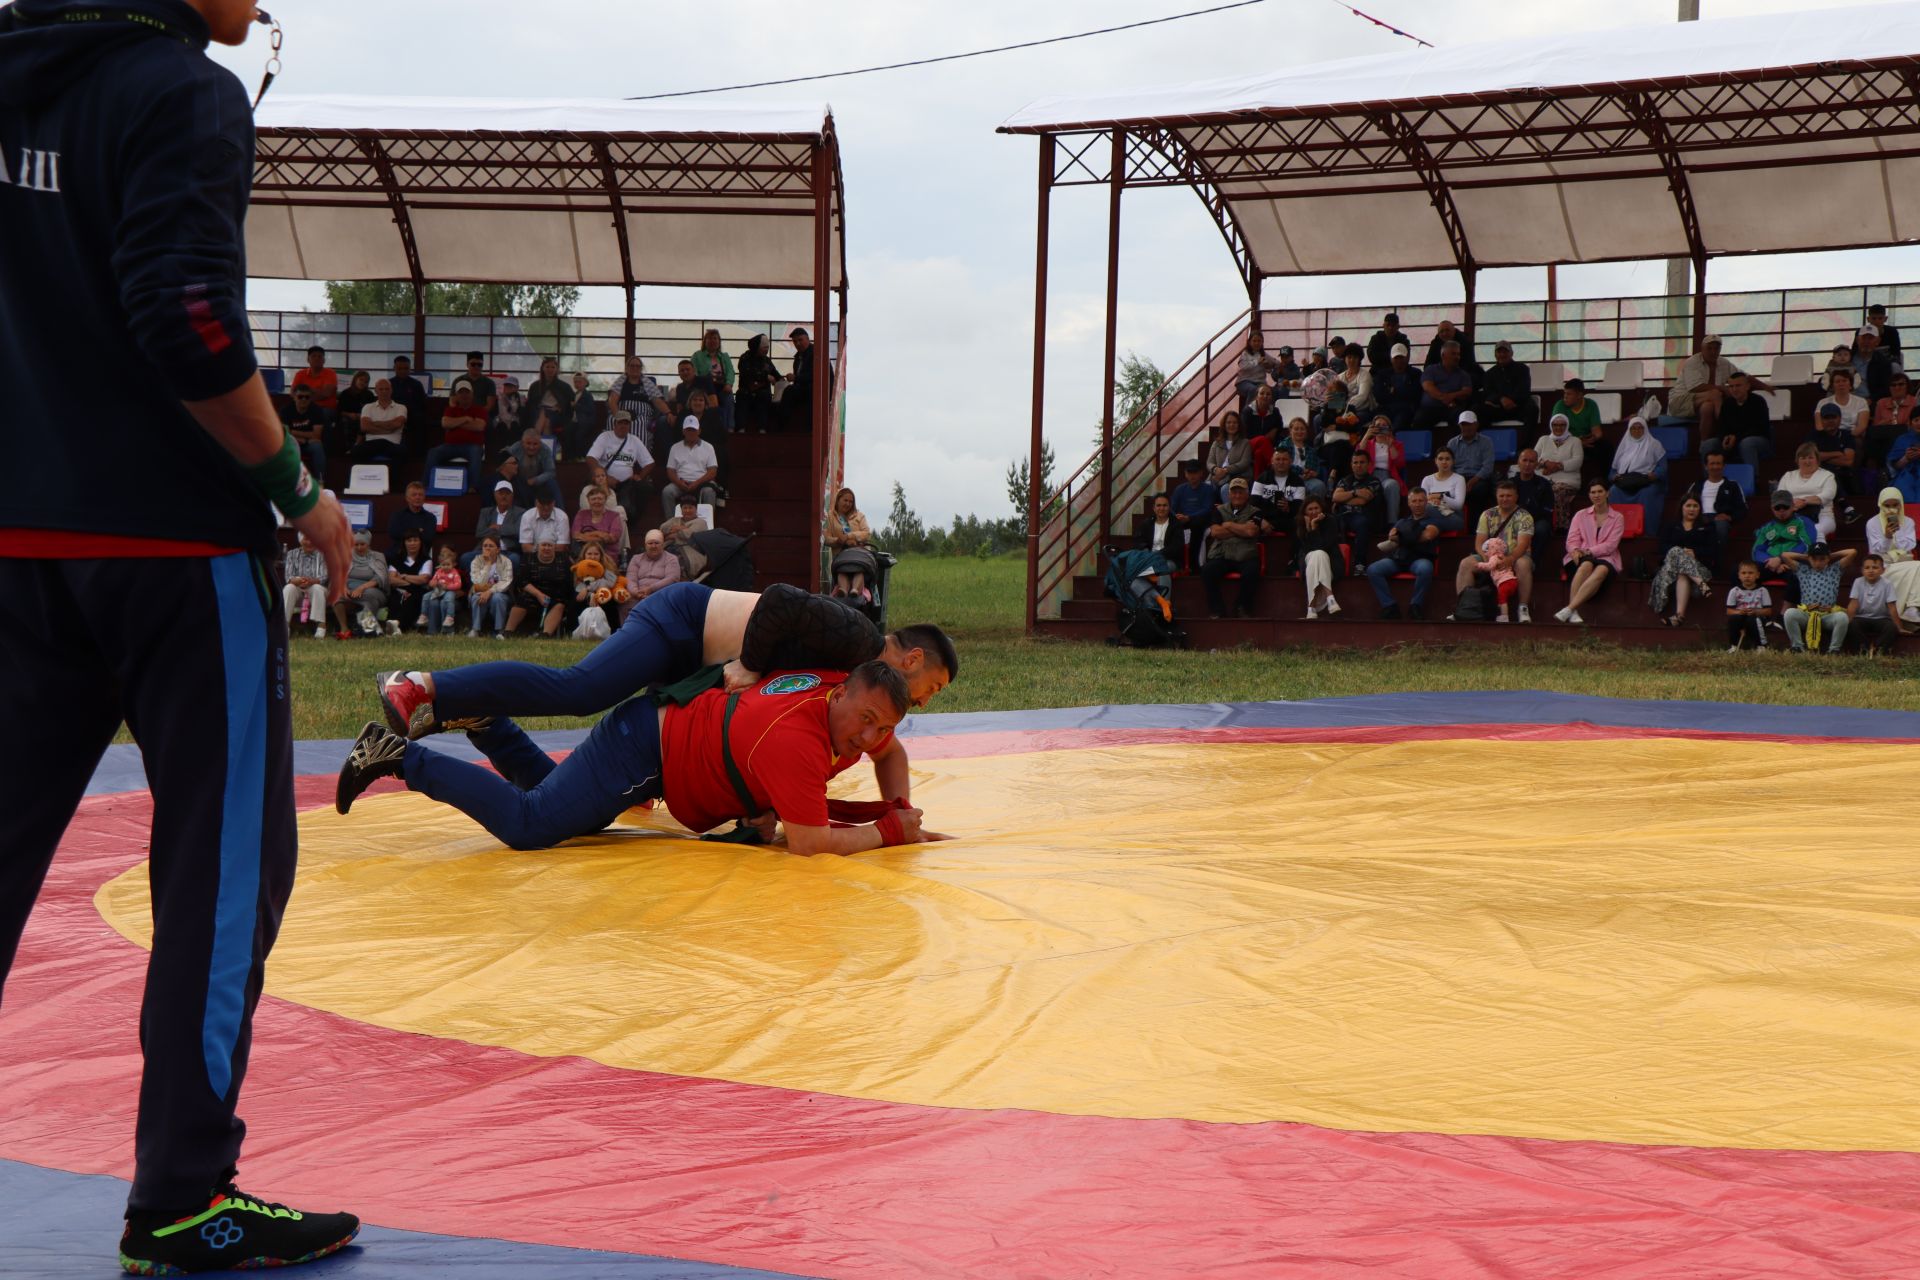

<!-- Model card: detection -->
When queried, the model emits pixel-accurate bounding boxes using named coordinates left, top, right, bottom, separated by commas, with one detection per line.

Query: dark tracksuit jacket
left=0, top=0, right=295, bottom=1215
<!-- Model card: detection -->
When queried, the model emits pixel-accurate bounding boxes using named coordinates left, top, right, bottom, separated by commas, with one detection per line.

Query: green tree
left=1092, top=352, right=1179, bottom=450
left=880, top=482, right=926, bottom=553
left=322, top=281, right=582, bottom=317
left=1004, top=439, right=1057, bottom=539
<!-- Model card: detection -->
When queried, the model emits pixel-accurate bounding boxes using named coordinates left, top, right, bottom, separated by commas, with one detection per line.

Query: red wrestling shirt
left=661, top=670, right=891, bottom=833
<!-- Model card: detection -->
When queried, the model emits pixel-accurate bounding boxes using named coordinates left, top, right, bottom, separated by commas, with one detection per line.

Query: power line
left=626, top=0, right=1273, bottom=101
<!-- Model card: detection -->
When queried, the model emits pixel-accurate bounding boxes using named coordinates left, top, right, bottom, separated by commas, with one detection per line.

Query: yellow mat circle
left=100, top=737, right=1920, bottom=1152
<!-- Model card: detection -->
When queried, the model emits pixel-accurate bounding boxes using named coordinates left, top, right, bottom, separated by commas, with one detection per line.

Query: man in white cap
left=1851, top=324, right=1897, bottom=401
left=663, top=415, right=720, bottom=514
left=587, top=408, right=656, bottom=532
left=1445, top=410, right=1498, bottom=513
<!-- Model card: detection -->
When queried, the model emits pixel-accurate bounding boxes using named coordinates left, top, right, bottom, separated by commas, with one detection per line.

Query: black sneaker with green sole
left=119, top=1184, right=359, bottom=1275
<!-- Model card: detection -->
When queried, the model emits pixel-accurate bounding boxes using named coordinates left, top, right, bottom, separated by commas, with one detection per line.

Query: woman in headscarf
left=736, top=333, right=780, bottom=434
left=1866, top=485, right=1917, bottom=563
left=1533, top=411, right=1586, bottom=533
left=825, top=486, right=878, bottom=602
left=1606, top=415, right=1666, bottom=520
left=1207, top=410, right=1254, bottom=489
left=1648, top=494, right=1714, bottom=626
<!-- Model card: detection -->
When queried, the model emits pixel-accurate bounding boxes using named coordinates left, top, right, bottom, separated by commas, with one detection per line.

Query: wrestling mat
left=7, top=692, right=1920, bottom=1278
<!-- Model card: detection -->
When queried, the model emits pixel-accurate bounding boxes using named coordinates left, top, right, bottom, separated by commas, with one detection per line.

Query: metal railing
left=1256, top=283, right=1919, bottom=386
left=1030, top=281, right=1918, bottom=621
left=249, top=311, right=840, bottom=392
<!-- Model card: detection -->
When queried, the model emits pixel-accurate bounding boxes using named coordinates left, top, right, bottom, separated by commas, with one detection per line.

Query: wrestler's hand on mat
left=723, top=660, right=761, bottom=692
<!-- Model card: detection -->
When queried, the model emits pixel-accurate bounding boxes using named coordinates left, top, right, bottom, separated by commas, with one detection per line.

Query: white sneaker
left=1553, top=607, right=1573, bottom=623
left=1495, top=613, right=1510, bottom=623
left=1727, top=644, right=1741, bottom=653
left=312, top=625, right=326, bottom=639
left=385, top=620, right=401, bottom=637
left=1325, top=598, right=1342, bottom=615
left=1302, top=609, right=1319, bottom=621
left=1518, top=605, right=1532, bottom=624
left=1566, top=608, right=1584, bottom=625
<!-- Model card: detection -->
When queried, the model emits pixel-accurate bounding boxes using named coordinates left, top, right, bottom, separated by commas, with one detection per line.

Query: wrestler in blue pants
left=402, top=698, right=664, bottom=851
left=433, top=581, right=711, bottom=722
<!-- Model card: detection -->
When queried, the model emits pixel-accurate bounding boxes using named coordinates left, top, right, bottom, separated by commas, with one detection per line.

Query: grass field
left=267, top=555, right=1920, bottom=741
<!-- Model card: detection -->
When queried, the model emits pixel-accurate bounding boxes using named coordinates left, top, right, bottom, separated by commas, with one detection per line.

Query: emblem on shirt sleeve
left=760, top=674, right=821, bottom=695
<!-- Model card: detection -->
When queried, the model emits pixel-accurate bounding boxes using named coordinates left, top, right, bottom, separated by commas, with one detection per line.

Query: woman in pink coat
left=1556, top=481, right=1624, bottom=625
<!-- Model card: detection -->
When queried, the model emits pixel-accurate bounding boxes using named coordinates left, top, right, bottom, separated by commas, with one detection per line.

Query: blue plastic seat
left=1483, top=428, right=1518, bottom=461
left=1652, top=425, right=1690, bottom=459
left=1400, top=430, right=1433, bottom=462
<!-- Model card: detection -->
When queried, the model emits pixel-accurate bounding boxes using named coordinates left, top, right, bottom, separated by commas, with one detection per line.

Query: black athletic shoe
left=336, top=721, right=406, bottom=815
left=1380, top=604, right=1402, bottom=620
left=119, top=1184, right=359, bottom=1275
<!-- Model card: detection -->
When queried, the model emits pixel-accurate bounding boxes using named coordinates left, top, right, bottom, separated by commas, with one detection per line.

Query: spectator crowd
left=1139, top=306, right=1920, bottom=651
left=272, top=326, right=818, bottom=641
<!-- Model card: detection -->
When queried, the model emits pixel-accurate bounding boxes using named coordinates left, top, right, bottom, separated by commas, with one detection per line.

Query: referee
left=0, top=0, right=361, bottom=1272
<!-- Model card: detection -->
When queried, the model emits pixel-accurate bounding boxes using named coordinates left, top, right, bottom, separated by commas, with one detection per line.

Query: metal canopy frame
left=251, top=109, right=849, bottom=588
left=1003, top=52, right=1920, bottom=633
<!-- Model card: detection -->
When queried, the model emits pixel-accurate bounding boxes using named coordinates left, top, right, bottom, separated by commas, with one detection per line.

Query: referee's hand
left=291, top=493, right=353, bottom=605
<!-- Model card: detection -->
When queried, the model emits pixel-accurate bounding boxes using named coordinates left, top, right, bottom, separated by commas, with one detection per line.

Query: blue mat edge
left=82, top=690, right=1920, bottom=797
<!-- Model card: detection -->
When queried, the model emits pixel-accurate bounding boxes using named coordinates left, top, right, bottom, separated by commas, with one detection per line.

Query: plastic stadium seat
left=1723, top=463, right=1756, bottom=495
left=261, top=369, right=287, bottom=394
left=1484, top=428, right=1518, bottom=461
left=1618, top=504, right=1646, bottom=539
left=1588, top=392, right=1623, bottom=423
left=1400, top=430, right=1433, bottom=462
left=1910, top=504, right=1920, bottom=524
left=343, top=464, right=389, bottom=496
left=1596, top=360, right=1641, bottom=392
left=425, top=464, right=469, bottom=497
left=1769, top=353, right=1815, bottom=385
left=1652, top=426, right=1690, bottom=459
left=1758, top=390, right=1792, bottom=420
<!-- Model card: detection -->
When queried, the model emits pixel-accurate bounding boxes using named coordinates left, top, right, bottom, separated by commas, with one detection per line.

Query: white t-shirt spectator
left=359, top=400, right=408, bottom=445
left=1851, top=576, right=1896, bottom=618
left=1420, top=472, right=1467, bottom=514
left=667, top=439, right=719, bottom=487
left=519, top=506, right=569, bottom=549
left=1726, top=584, right=1771, bottom=613
left=588, top=430, right=652, bottom=483
left=1697, top=477, right=1727, bottom=512
left=1774, top=469, right=1837, bottom=511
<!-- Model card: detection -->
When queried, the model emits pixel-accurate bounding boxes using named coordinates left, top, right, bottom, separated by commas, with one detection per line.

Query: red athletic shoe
left=375, top=671, right=437, bottom=740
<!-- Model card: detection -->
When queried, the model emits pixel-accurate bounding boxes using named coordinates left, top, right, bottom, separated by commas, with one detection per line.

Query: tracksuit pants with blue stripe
left=0, top=553, right=295, bottom=1216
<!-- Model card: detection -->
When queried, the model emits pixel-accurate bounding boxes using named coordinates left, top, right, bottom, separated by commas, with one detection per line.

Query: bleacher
left=275, top=387, right=815, bottom=595
left=1045, top=353, right=1913, bottom=652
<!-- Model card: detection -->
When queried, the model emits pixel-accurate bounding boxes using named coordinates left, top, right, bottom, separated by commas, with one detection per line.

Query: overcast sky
left=215, top=0, right=1920, bottom=525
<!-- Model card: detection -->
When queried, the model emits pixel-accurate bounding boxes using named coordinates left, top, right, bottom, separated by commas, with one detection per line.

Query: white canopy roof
left=248, top=95, right=845, bottom=291
left=1002, top=4, right=1920, bottom=278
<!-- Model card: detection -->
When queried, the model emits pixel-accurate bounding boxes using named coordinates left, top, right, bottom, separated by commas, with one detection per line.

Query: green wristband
left=248, top=430, right=320, bottom=520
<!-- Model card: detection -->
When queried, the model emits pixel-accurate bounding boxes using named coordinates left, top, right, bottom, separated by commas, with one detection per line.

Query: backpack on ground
left=1453, top=584, right=1496, bottom=621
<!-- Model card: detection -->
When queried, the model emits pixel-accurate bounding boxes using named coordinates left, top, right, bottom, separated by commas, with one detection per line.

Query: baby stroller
left=830, top=547, right=896, bottom=630
left=1103, top=547, right=1186, bottom=648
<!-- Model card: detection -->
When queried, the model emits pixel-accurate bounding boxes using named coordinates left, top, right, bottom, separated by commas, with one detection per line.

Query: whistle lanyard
left=51, top=8, right=283, bottom=111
